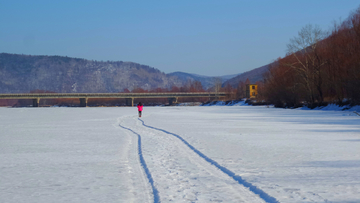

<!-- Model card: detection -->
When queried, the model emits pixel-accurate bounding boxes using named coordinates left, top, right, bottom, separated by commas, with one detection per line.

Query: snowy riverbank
left=201, top=100, right=360, bottom=113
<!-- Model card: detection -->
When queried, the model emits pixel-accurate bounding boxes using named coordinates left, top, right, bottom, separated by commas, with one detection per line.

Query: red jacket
left=137, top=104, right=143, bottom=111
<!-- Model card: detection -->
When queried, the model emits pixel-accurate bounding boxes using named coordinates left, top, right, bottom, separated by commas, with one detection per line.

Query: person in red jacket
left=137, top=102, right=143, bottom=117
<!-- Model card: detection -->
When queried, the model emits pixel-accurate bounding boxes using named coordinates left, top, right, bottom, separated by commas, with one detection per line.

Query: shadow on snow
left=119, top=124, right=160, bottom=203
left=138, top=118, right=279, bottom=203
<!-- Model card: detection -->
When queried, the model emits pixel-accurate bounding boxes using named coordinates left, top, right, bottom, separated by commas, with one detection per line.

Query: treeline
left=125, top=80, right=209, bottom=104
left=262, top=6, right=360, bottom=107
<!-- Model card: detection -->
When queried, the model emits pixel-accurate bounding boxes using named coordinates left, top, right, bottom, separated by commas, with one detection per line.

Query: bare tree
left=213, top=77, right=222, bottom=93
left=236, top=81, right=246, bottom=99
left=286, top=24, right=327, bottom=103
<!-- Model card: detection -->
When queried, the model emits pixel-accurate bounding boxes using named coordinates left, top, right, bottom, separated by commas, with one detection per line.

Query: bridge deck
left=0, top=92, right=227, bottom=99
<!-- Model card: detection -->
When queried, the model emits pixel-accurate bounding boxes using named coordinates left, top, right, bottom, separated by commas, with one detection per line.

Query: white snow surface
left=1, top=105, right=360, bottom=203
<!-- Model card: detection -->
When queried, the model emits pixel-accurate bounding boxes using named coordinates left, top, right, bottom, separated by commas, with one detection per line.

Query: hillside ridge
left=0, top=53, right=183, bottom=93
left=0, top=53, right=269, bottom=93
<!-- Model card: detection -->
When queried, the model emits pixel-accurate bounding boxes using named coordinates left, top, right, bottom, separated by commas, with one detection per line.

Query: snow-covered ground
left=0, top=105, right=359, bottom=203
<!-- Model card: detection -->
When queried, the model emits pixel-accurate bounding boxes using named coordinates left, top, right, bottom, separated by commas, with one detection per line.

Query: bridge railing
left=0, top=92, right=227, bottom=99
left=0, top=92, right=229, bottom=107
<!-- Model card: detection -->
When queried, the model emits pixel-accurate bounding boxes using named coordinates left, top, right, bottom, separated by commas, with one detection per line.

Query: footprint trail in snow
left=119, top=116, right=270, bottom=203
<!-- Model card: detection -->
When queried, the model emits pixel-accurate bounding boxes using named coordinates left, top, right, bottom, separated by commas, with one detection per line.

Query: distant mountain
left=222, top=64, right=270, bottom=87
left=166, top=72, right=241, bottom=90
left=167, top=67, right=269, bottom=89
left=0, top=53, right=183, bottom=93
left=0, top=53, right=270, bottom=93
left=166, top=72, right=212, bottom=89
left=220, top=73, right=241, bottom=81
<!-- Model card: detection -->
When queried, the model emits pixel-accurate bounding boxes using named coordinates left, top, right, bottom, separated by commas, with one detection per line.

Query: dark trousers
left=138, top=111, right=142, bottom=117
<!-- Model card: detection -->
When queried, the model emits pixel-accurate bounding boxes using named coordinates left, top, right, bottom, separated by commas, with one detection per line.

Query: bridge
left=0, top=92, right=227, bottom=107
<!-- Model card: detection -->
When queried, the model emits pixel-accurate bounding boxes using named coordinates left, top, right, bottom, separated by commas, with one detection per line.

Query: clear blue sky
left=1, top=0, right=359, bottom=76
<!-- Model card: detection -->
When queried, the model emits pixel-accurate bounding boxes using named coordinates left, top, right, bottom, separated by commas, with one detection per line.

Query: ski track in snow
left=118, top=116, right=271, bottom=203
left=138, top=118, right=279, bottom=203
left=118, top=118, right=160, bottom=203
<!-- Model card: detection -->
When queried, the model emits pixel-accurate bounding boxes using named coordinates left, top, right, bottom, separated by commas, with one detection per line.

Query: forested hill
left=222, top=64, right=270, bottom=87
left=0, top=53, right=183, bottom=93
left=166, top=72, right=241, bottom=90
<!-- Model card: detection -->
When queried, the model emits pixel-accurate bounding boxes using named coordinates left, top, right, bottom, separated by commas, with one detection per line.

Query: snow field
left=0, top=108, right=149, bottom=203
left=143, top=106, right=360, bottom=203
left=1, top=106, right=360, bottom=203
left=119, top=116, right=266, bottom=202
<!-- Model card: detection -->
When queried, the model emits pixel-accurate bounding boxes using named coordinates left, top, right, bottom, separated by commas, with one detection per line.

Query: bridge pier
left=168, top=97, right=178, bottom=105
left=79, top=98, right=88, bottom=107
left=32, top=98, right=40, bottom=107
left=125, top=98, right=134, bottom=107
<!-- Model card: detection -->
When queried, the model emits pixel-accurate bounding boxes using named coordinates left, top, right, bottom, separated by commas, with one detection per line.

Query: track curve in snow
left=119, top=124, right=160, bottom=203
left=138, top=118, right=279, bottom=203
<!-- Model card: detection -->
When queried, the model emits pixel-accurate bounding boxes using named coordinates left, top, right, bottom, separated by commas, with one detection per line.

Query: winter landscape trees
left=261, top=6, right=360, bottom=107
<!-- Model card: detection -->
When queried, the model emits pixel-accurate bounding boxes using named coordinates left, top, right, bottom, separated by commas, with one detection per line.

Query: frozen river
left=0, top=105, right=359, bottom=203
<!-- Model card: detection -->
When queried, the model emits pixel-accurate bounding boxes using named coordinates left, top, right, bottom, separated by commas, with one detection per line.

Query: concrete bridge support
left=79, top=98, right=88, bottom=107
left=125, top=98, right=134, bottom=107
left=32, top=98, right=40, bottom=107
left=168, top=97, right=178, bottom=105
